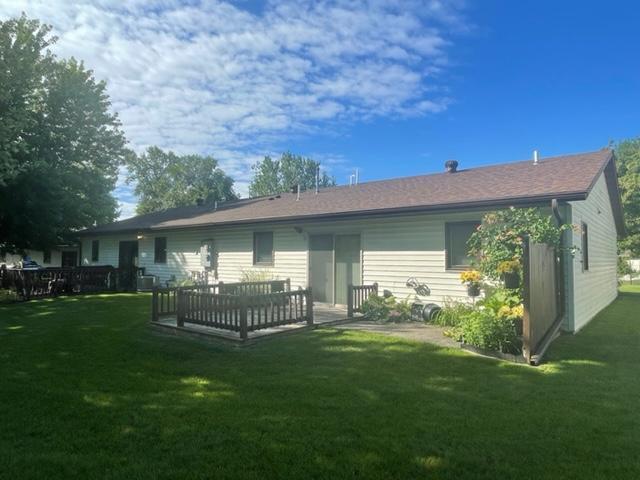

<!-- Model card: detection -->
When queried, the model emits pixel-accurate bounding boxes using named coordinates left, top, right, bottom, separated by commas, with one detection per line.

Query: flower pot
left=503, top=272, right=520, bottom=289
left=467, top=284, right=480, bottom=297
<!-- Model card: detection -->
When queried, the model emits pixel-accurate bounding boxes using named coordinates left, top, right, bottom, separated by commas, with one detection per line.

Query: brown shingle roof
left=81, top=149, right=622, bottom=235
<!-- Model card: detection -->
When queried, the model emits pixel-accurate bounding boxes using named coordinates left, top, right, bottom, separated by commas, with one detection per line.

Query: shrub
left=361, top=294, right=412, bottom=322
left=0, top=288, right=19, bottom=304
left=444, top=289, right=524, bottom=354
left=239, top=268, right=274, bottom=283
left=467, top=207, right=571, bottom=281
left=477, top=288, right=521, bottom=316
left=456, top=309, right=521, bottom=354
left=432, top=300, right=474, bottom=327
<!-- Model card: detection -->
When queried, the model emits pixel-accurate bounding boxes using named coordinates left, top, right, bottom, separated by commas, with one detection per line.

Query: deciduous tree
left=249, top=152, right=335, bottom=197
left=0, top=15, right=128, bottom=253
left=126, top=147, right=237, bottom=215
left=615, top=138, right=640, bottom=256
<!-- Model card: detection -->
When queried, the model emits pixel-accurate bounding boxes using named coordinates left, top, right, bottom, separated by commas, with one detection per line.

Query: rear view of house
left=78, top=148, right=623, bottom=333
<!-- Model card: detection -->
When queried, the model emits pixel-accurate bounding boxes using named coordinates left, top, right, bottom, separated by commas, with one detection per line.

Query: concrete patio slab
left=331, top=320, right=460, bottom=349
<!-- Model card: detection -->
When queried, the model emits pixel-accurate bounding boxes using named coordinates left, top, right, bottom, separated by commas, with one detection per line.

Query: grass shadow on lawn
left=1, top=291, right=639, bottom=479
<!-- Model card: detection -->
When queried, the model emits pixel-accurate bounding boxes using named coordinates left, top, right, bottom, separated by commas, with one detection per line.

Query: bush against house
left=467, top=207, right=571, bottom=281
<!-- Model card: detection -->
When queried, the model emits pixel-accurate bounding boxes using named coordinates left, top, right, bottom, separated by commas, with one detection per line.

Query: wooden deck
left=152, top=303, right=358, bottom=344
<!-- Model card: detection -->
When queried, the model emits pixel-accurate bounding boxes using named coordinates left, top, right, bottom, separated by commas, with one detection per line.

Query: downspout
left=551, top=198, right=566, bottom=324
left=529, top=199, right=567, bottom=365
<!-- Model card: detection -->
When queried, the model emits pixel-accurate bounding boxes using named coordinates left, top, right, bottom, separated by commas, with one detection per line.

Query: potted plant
left=460, top=270, right=482, bottom=297
left=497, top=260, right=521, bottom=289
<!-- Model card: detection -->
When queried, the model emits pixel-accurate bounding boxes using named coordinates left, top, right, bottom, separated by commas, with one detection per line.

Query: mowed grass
left=1, top=292, right=639, bottom=480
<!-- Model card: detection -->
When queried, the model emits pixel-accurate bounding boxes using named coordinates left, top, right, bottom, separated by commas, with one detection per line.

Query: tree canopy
left=249, top=152, right=335, bottom=197
left=616, top=137, right=640, bottom=256
left=126, top=147, right=237, bottom=215
left=0, top=15, right=128, bottom=253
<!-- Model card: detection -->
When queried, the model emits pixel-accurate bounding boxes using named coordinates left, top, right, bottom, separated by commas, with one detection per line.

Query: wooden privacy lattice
left=522, top=240, right=561, bottom=364
left=347, top=283, right=379, bottom=317
left=175, top=288, right=313, bottom=339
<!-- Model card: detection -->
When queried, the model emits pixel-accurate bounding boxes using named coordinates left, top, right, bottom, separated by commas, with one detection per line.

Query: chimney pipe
left=355, top=168, right=359, bottom=185
left=533, top=150, right=539, bottom=165
left=296, top=184, right=300, bottom=201
left=315, top=165, right=319, bottom=194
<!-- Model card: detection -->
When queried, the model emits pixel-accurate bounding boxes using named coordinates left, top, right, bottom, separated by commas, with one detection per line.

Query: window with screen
left=253, top=232, right=274, bottom=265
left=445, top=222, right=480, bottom=269
left=91, top=240, right=99, bottom=262
left=154, top=237, right=167, bottom=264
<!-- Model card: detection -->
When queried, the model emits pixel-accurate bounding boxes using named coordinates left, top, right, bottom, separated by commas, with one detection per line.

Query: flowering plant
left=496, top=260, right=521, bottom=275
left=467, top=207, right=571, bottom=281
left=460, top=269, right=481, bottom=285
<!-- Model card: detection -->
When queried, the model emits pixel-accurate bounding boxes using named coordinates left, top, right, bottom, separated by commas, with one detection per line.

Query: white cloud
left=0, top=0, right=465, bottom=216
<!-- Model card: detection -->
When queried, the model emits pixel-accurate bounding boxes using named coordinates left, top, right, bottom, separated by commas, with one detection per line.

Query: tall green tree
left=126, top=147, right=237, bottom=215
left=616, top=138, right=640, bottom=256
left=249, top=152, right=335, bottom=197
left=0, top=15, right=128, bottom=253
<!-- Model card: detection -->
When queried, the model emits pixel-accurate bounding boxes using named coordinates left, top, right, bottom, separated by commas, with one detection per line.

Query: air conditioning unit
left=137, top=275, right=157, bottom=292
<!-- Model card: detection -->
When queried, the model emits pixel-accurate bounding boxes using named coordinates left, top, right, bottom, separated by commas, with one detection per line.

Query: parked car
left=6, top=259, right=44, bottom=271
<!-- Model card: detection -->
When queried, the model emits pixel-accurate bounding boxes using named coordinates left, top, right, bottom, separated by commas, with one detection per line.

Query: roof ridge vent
left=445, top=160, right=458, bottom=173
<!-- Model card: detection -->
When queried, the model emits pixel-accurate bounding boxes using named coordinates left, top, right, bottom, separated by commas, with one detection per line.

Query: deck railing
left=175, top=287, right=313, bottom=339
left=347, top=283, right=379, bottom=317
left=150, top=279, right=293, bottom=324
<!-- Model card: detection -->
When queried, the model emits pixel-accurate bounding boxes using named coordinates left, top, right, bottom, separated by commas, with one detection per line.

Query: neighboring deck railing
left=0, top=266, right=120, bottom=300
left=347, top=282, right=379, bottom=317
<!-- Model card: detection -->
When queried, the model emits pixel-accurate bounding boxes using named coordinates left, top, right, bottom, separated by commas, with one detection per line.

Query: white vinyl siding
left=80, top=236, right=127, bottom=267
left=1, top=249, right=74, bottom=267
left=567, top=173, right=618, bottom=331
left=76, top=211, right=484, bottom=304
left=81, top=210, right=486, bottom=302
left=360, top=212, right=482, bottom=304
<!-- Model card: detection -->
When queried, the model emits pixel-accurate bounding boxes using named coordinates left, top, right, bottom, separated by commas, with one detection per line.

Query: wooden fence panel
left=522, top=240, right=560, bottom=363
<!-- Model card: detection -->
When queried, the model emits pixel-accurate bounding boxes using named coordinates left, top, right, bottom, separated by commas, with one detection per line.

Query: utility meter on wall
left=200, top=239, right=215, bottom=269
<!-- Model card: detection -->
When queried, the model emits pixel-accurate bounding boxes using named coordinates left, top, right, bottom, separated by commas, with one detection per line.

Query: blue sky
left=1, top=1, right=638, bottom=217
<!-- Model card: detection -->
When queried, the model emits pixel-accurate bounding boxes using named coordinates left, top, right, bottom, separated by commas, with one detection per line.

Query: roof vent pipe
left=533, top=150, right=539, bottom=165
left=296, top=184, right=300, bottom=201
left=315, top=165, right=319, bottom=194
left=445, top=160, right=458, bottom=173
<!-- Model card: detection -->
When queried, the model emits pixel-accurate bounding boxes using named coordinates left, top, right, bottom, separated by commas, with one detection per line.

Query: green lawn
left=1, top=292, right=639, bottom=479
